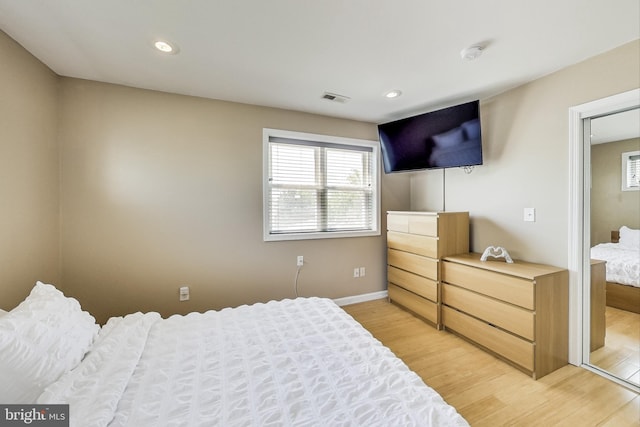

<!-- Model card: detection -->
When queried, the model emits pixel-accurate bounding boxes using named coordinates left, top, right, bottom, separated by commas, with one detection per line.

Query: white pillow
left=619, top=226, right=640, bottom=249
left=0, top=308, right=6, bottom=317
left=0, top=281, right=100, bottom=403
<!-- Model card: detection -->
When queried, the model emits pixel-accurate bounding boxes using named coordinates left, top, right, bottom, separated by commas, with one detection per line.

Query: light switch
left=524, top=208, right=536, bottom=222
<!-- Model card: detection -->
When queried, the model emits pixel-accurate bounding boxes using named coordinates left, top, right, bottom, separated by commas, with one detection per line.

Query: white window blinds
left=626, top=153, right=640, bottom=188
left=263, top=129, right=380, bottom=241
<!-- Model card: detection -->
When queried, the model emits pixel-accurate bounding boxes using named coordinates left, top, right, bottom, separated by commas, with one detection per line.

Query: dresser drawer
left=442, top=261, right=535, bottom=310
left=442, top=306, right=534, bottom=371
left=387, top=231, right=437, bottom=258
left=387, top=214, right=410, bottom=233
left=442, top=284, right=534, bottom=340
left=389, top=284, right=438, bottom=325
left=388, top=249, right=438, bottom=280
left=408, top=215, right=438, bottom=236
left=387, top=213, right=438, bottom=236
left=388, top=266, right=437, bottom=302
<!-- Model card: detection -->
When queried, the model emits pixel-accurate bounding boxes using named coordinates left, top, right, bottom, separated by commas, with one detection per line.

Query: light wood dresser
left=441, top=252, right=568, bottom=379
left=590, top=259, right=606, bottom=352
left=386, top=211, right=469, bottom=328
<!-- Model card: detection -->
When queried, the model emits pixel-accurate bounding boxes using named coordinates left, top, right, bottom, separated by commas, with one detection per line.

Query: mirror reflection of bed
left=588, top=110, right=640, bottom=387
left=590, top=229, right=640, bottom=384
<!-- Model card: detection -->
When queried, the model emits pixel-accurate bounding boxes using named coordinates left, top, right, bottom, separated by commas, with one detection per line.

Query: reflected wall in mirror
left=587, top=107, right=640, bottom=387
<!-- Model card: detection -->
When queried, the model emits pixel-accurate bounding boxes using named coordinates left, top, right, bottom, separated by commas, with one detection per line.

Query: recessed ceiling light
left=385, top=90, right=402, bottom=99
left=460, top=45, right=483, bottom=61
left=154, top=40, right=178, bottom=54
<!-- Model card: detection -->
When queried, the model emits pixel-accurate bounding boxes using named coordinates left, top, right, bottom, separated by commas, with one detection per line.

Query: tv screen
left=378, top=100, right=482, bottom=173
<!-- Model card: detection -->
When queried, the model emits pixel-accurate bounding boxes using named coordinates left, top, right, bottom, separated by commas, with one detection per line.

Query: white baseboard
left=333, top=290, right=388, bottom=307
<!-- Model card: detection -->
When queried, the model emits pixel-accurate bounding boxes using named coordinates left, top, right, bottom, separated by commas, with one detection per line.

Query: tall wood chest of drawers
left=590, top=259, right=606, bottom=351
left=386, top=211, right=469, bottom=328
left=441, top=253, right=569, bottom=379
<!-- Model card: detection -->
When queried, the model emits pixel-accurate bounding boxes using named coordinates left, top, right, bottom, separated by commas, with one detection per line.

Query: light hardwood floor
left=342, top=299, right=640, bottom=426
left=590, top=306, right=640, bottom=384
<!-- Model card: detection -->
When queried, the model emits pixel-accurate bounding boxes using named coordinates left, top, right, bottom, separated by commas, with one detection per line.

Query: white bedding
left=591, top=243, right=640, bottom=287
left=38, top=297, right=468, bottom=427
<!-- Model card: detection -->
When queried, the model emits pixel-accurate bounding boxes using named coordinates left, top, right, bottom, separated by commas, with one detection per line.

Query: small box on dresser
left=386, top=211, right=469, bottom=329
left=441, top=253, right=569, bottom=380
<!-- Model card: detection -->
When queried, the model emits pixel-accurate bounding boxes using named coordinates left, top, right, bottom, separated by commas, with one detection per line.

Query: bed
left=0, top=282, right=468, bottom=427
left=427, top=118, right=482, bottom=169
left=590, top=226, right=640, bottom=314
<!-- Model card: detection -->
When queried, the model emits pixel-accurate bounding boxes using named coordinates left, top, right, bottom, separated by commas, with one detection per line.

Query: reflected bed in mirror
left=586, top=101, right=640, bottom=390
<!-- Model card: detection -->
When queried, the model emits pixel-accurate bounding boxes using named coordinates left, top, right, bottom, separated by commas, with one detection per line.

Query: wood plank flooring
left=590, top=306, right=640, bottom=384
left=342, top=299, right=640, bottom=426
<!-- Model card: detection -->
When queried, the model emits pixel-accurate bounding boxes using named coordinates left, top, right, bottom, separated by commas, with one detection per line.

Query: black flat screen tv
left=378, top=100, right=482, bottom=173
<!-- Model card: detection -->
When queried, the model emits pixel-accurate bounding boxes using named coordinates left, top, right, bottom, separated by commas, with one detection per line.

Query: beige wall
left=0, top=31, right=59, bottom=310
left=591, top=138, right=640, bottom=245
left=0, top=27, right=410, bottom=321
left=411, top=40, right=640, bottom=266
left=58, top=79, right=410, bottom=323
left=2, top=24, right=637, bottom=322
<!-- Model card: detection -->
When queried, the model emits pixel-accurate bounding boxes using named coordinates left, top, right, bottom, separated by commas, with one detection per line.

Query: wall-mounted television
left=378, top=100, right=483, bottom=173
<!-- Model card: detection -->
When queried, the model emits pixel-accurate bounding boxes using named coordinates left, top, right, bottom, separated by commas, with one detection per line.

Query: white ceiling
left=0, top=1, right=638, bottom=124
left=591, top=108, right=640, bottom=145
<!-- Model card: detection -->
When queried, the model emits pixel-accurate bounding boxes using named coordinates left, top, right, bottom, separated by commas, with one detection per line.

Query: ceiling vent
left=322, top=92, right=351, bottom=103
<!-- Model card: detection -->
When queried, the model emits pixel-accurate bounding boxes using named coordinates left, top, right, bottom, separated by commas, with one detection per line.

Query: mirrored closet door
left=584, top=107, right=640, bottom=388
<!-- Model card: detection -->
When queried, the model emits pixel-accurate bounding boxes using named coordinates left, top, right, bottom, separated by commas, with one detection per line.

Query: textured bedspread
left=591, top=243, right=640, bottom=287
left=39, top=298, right=468, bottom=427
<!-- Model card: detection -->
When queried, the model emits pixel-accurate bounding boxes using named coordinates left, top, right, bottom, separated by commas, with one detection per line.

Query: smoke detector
left=460, top=45, right=484, bottom=61
left=322, top=92, right=351, bottom=103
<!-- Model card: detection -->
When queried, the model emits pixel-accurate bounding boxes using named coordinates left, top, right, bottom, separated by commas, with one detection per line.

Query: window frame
left=263, top=128, right=381, bottom=242
left=621, top=150, right=640, bottom=191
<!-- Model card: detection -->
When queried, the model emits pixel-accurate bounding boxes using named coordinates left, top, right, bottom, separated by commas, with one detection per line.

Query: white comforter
left=38, top=298, right=468, bottom=427
left=591, top=243, right=640, bottom=287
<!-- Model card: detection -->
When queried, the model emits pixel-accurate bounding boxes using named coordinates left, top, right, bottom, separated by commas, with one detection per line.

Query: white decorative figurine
left=480, top=246, right=514, bottom=263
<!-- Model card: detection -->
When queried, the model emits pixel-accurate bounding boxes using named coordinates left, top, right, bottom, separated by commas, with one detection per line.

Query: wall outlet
left=179, top=286, right=190, bottom=301
left=359, top=267, right=366, bottom=277
left=297, top=255, right=304, bottom=266
left=353, top=267, right=360, bottom=278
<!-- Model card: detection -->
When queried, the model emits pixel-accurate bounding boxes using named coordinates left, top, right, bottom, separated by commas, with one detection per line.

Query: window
left=263, top=128, right=380, bottom=241
left=621, top=150, right=640, bottom=191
